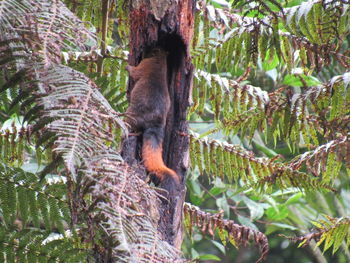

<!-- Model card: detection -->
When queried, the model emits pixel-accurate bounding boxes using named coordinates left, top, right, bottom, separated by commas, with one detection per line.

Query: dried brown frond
left=184, top=203, right=269, bottom=263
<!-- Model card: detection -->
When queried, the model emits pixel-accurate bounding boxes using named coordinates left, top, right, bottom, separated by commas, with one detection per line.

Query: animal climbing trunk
left=122, top=0, right=195, bottom=248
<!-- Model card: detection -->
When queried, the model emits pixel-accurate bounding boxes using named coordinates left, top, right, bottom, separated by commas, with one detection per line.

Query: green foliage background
left=185, top=0, right=350, bottom=262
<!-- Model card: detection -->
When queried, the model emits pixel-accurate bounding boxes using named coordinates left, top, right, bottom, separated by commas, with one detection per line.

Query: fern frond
left=289, top=134, right=350, bottom=182
left=290, top=216, right=350, bottom=255
left=0, top=163, right=69, bottom=232
left=0, top=229, right=88, bottom=262
left=192, top=70, right=350, bottom=146
left=0, top=0, right=97, bottom=64
left=0, top=0, right=98, bottom=125
left=192, top=70, right=268, bottom=124
left=62, top=47, right=130, bottom=113
left=79, top=152, right=184, bottom=263
left=64, top=0, right=130, bottom=47
left=232, top=0, right=350, bottom=47
left=1, top=1, right=182, bottom=262
left=231, top=0, right=283, bottom=17
left=0, top=0, right=30, bottom=30
left=0, top=145, right=86, bottom=262
left=189, top=132, right=334, bottom=192
left=2, top=62, right=126, bottom=177
left=194, top=0, right=350, bottom=73
left=0, top=126, right=29, bottom=166
left=184, top=203, right=268, bottom=263
left=284, top=1, right=349, bottom=44
left=34, top=63, right=126, bottom=177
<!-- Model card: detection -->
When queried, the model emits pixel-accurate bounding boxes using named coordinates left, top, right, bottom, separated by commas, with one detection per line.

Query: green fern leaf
left=17, top=187, right=29, bottom=227
left=37, top=194, right=51, bottom=230
left=332, top=223, right=348, bottom=254
left=7, top=182, right=16, bottom=225
left=27, top=189, right=40, bottom=228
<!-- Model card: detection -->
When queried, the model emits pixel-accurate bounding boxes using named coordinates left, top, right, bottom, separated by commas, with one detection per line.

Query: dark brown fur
left=126, top=49, right=179, bottom=184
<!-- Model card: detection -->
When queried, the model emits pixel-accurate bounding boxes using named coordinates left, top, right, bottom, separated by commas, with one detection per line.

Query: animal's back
left=125, top=48, right=180, bottom=184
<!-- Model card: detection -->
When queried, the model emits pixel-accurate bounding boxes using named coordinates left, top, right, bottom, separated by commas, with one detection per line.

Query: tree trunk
left=122, top=0, right=195, bottom=249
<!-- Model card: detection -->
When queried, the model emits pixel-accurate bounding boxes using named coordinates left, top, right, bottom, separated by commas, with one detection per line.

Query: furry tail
left=142, top=127, right=179, bottom=183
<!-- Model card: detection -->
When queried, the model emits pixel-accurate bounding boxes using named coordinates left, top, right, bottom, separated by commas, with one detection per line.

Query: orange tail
left=142, top=136, right=180, bottom=184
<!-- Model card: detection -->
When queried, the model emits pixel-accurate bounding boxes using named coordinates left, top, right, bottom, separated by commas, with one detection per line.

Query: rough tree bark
left=121, top=0, right=195, bottom=249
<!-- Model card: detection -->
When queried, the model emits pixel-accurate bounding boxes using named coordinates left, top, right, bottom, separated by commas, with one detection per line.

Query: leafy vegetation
left=0, top=0, right=350, bottom=262
left=186, top=0, right=350, bottom=262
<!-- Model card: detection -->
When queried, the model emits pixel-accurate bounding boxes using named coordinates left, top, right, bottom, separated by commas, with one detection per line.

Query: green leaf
left=332, top=223, right=348, bottom=254
left=18, top=187, right=29, bottom=226
left=241, top=196, right=264, bottom=220
left=197, top=254, right=221, bottom=261
left=252, top=139, right=278, bottom=158
left=266, top=205, right=289, bottom=221
left=217, top=228, right=228, bottom=246
left=209, top=186, right=227, bottom=196
left=211, top=240, right=226, bottom=254
left=262, top=49, right=279, bottom=71
left=283, top=74, right=321, bottom=87
left=284, top=193, right=303, bottom=205
left=189, top=193, right=204, bottom=206
left=270, top=222, right=298, bottom=230
left=216, top=197, right=230, bottom=217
